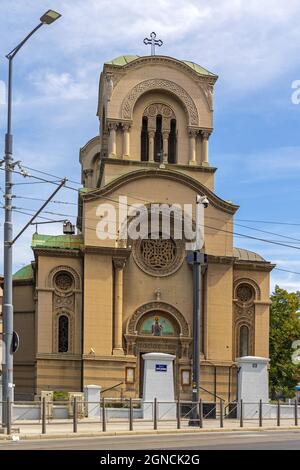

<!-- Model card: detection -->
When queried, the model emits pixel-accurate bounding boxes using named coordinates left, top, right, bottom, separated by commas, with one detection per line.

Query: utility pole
left=1, top=10, right=61, bottom=426
left=189, top=195, right=208, bottom=426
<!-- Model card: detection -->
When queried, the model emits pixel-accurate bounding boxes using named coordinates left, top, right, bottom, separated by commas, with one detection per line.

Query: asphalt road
left=0, top=430, right=300, bottom=450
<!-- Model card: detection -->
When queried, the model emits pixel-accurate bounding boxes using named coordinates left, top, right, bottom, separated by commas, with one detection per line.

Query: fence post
left=295, top=400, right=298, bottom=426
left=199, top=399, right=203, bottom=428
left=73, top=397, right=78, bottom=433
left=42, top=397, right=46, bottom=434
left=277, top=400, right=280, bottom=427
left=129, top=398, right=133, bottom=431
left=259, top=399, right=263, bottom=427
left=220, top=399, right=224, bottom=428
left=102, top=397, right=106, bottom=432
left=153, top=398, right=158, bottom=430
left=6, top=398, right=11, bottom=435
left=240, top=399, right=243, bottom=428
left=176, top=399, right=181, bottom=429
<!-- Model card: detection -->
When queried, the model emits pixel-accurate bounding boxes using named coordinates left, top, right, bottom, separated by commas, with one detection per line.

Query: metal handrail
left=101, top=382, right=123, bottom=393
left=199, top=385, right=224, bottom=403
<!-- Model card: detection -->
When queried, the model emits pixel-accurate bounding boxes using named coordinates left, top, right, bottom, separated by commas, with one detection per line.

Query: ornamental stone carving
left=198, top=80, right=214, bottom=111
left=236, top=284, right=254, bottom=304
left=143, top=103, right=175, bottom=119
left=47, top=265, right=81, bottom=291
left=121, top=79, right=199, bottom=126
left=132, top=235, right=185, bottom=277
left=54, top=271, right=74, bottom=293
left=233, top=278, right=261, bottom=302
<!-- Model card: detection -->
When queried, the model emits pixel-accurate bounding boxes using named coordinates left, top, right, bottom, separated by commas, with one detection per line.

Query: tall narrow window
left=58, top=315, right=69, bottom=353
left=168, top=119, right=177, bottom=163
left=141, top=116, right=149, bottom=161
left=239, top=325, right=249, bottom=357
left=154, top=115, right=163, bottom=162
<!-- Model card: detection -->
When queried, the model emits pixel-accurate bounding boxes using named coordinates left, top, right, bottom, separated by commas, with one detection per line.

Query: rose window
left=236, top=284, right=254, bottom=303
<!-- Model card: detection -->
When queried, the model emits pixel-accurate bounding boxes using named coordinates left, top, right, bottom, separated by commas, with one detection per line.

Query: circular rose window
left=54, top=272, right=74, bottom=292
left=132, top=234, right=185, bottom=277
left=236, top=284, right=254, bottom=303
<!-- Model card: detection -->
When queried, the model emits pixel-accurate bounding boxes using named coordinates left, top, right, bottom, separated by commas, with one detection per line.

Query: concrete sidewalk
left=0, top=418, right=299, bottom=440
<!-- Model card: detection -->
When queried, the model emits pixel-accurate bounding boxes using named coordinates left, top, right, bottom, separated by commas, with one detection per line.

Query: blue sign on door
left=155, top=364, right=167, bottom=372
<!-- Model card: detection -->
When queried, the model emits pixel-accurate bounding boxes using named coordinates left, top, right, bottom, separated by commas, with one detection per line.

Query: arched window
left=58, top=315, right=69, bottom=353
left=239, top=325, right=249, bottom=357
left=168, top=119, right=177, bottom=163
left=154, top=115, right=163, bottom=162
left=141, top=116, right=149, bottom=161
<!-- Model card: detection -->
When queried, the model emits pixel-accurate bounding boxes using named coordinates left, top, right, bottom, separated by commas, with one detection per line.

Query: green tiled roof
left=181, top=60, right=216, bottom=76
left=32, top=234, right=83, bottom=250
left=13, top=264, right=33, bottom=280
left=106, top=55, right=140, bottom=66
left=105, top=55, right=216, bottom=76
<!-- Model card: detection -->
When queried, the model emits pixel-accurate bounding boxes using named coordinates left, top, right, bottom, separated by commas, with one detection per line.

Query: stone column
left=162, top=131, right=169, bottom=163
left=122, top=123, right=130, bottom=158
left=202, top=131, right=210, bottom=166
left=188, top=129, right=197, bottom=165
left=83, top=169, right=93, bottom=188
left=113, top=258, right=126, bottom=355
left=148, top=130, right=155, bottom=162
left=108, top=122, right=117, bottom=157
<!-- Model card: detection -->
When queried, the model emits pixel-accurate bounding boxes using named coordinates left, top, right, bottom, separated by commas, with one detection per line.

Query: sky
left=0, top=0, right=300, bottom=292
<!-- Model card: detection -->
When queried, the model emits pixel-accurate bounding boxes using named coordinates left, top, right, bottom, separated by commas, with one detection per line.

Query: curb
left=1, top=426, right=300, bottom=441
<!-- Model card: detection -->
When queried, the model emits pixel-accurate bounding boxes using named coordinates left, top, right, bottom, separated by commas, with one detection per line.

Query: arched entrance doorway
left=125, top=301, right=191, bottom=398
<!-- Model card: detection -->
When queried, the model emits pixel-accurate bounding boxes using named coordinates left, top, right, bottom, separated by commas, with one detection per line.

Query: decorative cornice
left=82, top=245, right=131, bottom=257
left=32, top=247, right=82, bottom=258
left=86, top=167, right=239, bottom=215
left=36, top=353, right=82, bottom=361
left=105, top=55, right=218, bottom=78
left=234, top=260, right=275, bottom=272
left=206, top=254, right=235, bottom=265
left=13, top=278, right=34, bottom=286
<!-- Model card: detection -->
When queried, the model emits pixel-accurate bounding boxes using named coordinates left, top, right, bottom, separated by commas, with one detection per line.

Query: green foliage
left=53, top=390, right=68, bottom=401
left=269, top=286, right=300, bottom=398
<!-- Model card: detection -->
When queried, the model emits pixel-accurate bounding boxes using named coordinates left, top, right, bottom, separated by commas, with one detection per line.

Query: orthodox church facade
left=12, top=53, right=274, bottom=401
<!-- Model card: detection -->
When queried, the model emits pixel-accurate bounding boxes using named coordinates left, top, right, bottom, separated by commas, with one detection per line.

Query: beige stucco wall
left=83, top=253, right=113, bottom=356
left=83, top=175, right=234, bottom=258
left=100, top=161, right=215, bottom=192
left=205, top=263, right=233, bottom=363
left=106, top=62, right=212, bottom=128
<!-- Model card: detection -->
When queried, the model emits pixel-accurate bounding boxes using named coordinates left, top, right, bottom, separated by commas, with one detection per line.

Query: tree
left=269, top=286, right=300, bottom=399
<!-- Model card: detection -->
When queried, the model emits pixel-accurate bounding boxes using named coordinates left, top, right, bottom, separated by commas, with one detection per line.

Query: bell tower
left=80, top=53, right=218, bottom=189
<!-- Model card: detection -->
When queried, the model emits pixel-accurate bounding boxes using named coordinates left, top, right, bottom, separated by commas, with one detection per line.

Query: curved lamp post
left=2, top=10, right=61, bottom=426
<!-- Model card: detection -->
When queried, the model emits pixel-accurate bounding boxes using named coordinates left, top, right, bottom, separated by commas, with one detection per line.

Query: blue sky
left=1, top=0, right=300, bottom=292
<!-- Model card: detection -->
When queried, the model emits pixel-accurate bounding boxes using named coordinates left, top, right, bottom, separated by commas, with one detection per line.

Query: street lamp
left=40, top=10, right=61, bottom=25
left=188, top=195, right=208, bottom=426
left=2, top=10, right=61, bottom=426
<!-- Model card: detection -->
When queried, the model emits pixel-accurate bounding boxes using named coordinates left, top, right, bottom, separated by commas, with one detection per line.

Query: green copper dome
left=13, top=264, right=33, bottom=280
left=105, top=55, right=216, bottom=76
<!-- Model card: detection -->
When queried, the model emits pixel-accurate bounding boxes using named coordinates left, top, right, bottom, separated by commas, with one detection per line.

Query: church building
left=12, top=50, right=274, bottom=401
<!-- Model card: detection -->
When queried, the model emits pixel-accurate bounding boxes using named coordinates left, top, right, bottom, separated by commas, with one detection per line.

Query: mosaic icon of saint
left=151, top=315, right=163, bottom=336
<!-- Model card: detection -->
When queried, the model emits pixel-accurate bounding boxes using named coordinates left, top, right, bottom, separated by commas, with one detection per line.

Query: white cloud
left=28, top=70, right=90, bottom=101
left=3, top=0, right=300, bottom=95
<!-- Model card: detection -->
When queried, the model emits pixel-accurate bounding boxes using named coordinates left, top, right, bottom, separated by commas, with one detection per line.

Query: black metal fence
left=0, top=398, right=299, bottom=436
